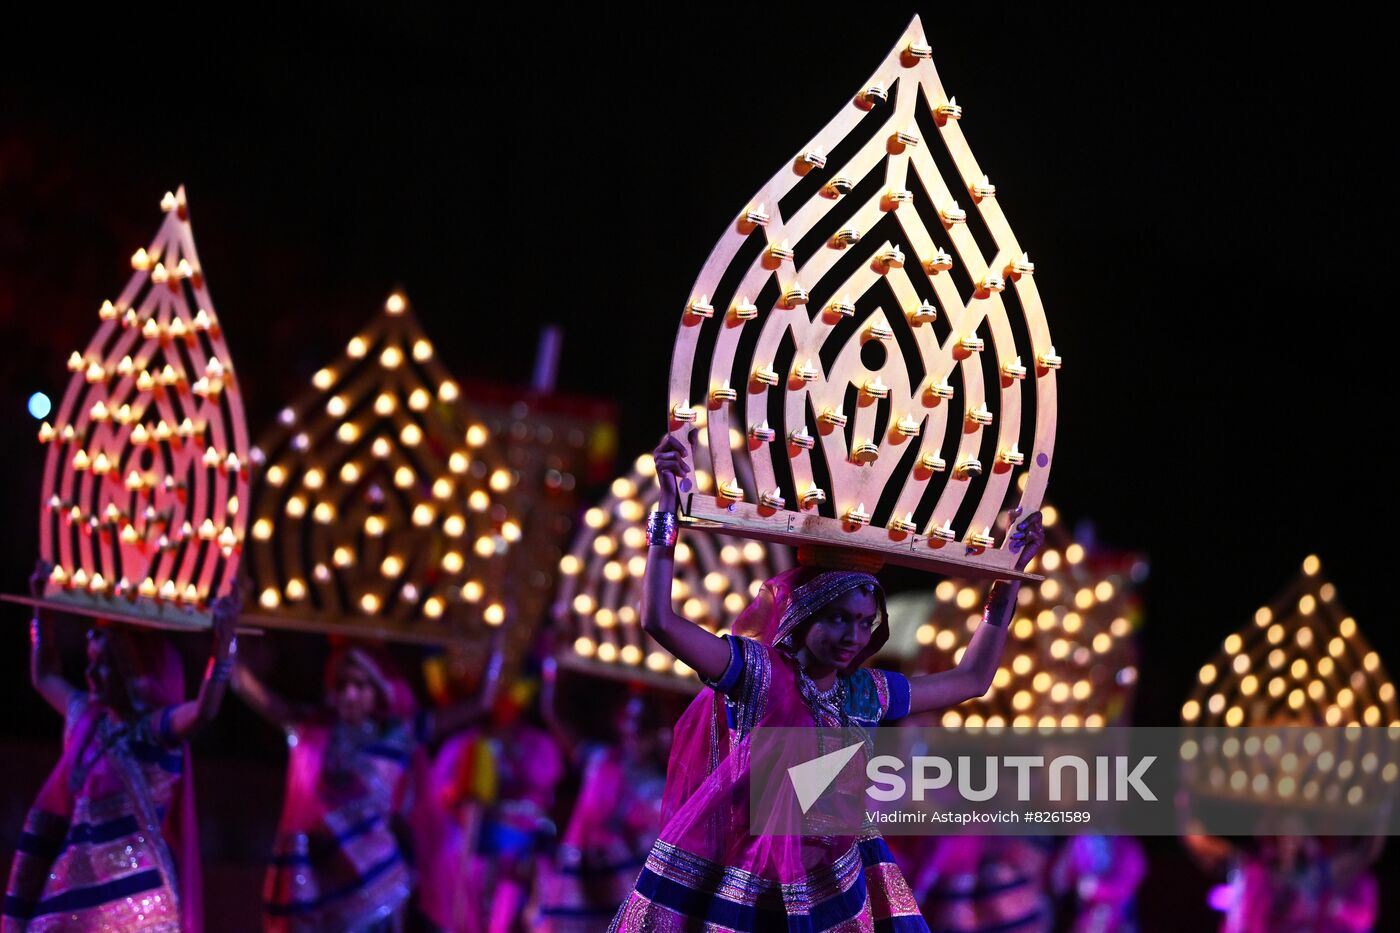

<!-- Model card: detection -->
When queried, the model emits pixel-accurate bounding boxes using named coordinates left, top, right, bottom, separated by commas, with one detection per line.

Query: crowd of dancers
left=1, top=437, right=1382, bottom=931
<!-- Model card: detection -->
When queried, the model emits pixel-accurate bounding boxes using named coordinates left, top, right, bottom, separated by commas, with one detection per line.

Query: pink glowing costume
left=901, top=836, right=1054, bottom=933
left=1208, top=851, right=1378, bottom=933
left=410, top=729, right=487, bottom=933
left=261, top=647, right=424, bottom=933
left=3, top=629, right=201, bottom=933
left=474, top=723, right=564, bottom=924
left=1049, top=836, right=1146, bottom=933
left=536, top=743, right=665, bottom=932
left=608, top=568, right=924, bottom=932
left=896, top=834, right=1144, bottom=933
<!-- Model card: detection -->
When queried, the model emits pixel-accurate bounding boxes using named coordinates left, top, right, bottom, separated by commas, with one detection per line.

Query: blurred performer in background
left=4, top=563, right=240, bottom=933
left=1186, top=833, right=1379, bottom=933
left=535, top=661, right=666, bottom=932
left=233, top=628, right=504, bottom=933
left=468, top=650, right=565, bottom=933
left=897, top=828, right=1146, bottom=932
left=411, top=641, right=506, bottom=933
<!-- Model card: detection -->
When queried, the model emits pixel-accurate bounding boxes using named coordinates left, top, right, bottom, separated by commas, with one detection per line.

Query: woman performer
left=535, top=664, right=667, bottom=932
left=4, top=563, right=240, bottom=932
left=1186, top=832, right=1380, bottom=932
left=471, top=658, right=566, bottom=933
left=608, top=434, right=1044, bottom=931
left=902, top=834, right=1145, bottom=932
left=232, top=628, right=505, bottom=933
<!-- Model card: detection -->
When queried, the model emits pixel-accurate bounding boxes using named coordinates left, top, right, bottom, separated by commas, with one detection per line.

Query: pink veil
left=654, top=567, right=890, bottom=906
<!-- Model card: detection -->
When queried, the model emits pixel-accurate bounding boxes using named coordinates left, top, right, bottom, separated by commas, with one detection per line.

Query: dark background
left=2, top=8, right=1396, bottom=929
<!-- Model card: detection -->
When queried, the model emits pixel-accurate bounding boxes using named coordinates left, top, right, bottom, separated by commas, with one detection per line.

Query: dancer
left=411, top=645, right=508, bottom=933
left=470, top=657, right=565, bottom=933
left=1186, top=832, right=1379, bottom=932
left=536, top=664, right=666, bottom=932
left=608, top=434, right=1044, bottom=931
left=902, top=834, right=1145, bottom=933
left=232, top=628, right=505, bottom=933
left=4, top=563, right=240, bottom=933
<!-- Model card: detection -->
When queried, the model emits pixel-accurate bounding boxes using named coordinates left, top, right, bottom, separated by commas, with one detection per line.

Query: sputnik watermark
left=787, top=742, right=1155, bottom=814
left=867, top=754, right=1156, bottom=803
left=753, top=727, right=1400, bottom=836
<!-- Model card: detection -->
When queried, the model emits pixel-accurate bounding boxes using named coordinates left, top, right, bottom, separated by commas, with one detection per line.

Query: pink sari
left=609, top=568, right=926, bottom=931
left=3, top=628, right=201, bottom=933
left=1210, top=849, right=1377, bottom=933
left=411, top=730, right=487, bottom=933
left=262, top=647, right=423, bottom=933
left=537, top=743, right=665, bottom=932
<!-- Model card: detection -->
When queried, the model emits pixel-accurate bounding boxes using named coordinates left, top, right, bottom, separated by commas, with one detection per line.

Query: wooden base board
left=2, top=592, right=211, bottom=632
left=683, top=498, right=1040, bottom=582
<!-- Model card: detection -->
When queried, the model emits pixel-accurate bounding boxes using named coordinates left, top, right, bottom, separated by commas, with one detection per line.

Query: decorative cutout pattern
left=34, top=187, right=249, bottom=628
left=669, top=16, right=1054, bottom=577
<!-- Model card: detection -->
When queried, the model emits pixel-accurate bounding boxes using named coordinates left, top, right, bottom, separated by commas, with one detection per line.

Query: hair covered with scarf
left=660, top=566, right=888, bottom=828
left=733, top=567, right=889, bottom=669
left=323, top=641, right=418, bottom=719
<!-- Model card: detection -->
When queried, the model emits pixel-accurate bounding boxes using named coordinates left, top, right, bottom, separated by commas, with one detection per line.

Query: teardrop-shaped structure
left=894, top=505, right=1142, bottom=727
left=554, top=450, right=790, bottom=689
left=245, top=292, right=517, bottom=645
left=668, top=16, right=1054, bottom=578
left=30, top=187, right=250, bottom=629
left=1184, top=557, right=1398, bottom=730
left=1180, top=557, right=1400, bottom=819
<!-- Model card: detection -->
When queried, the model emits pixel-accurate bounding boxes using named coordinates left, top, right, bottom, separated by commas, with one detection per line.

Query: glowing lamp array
left=1183, top=557, right=1398, bottom=730
left=555, top=451, right=790, bottom=687
left=667, top=16, right=1055, bottom=577
left=1179, top=556, right=1400, bottom=812
left=909, top=504, right=1142, bottom=729
left=246, top=292, right=516, bottom=644
left=34, top=187, right=250, bottom=627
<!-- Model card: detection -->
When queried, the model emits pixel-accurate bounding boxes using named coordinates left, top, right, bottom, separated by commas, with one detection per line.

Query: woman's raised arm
left=426, top=625, right=506, bottom=743
left=161, top=590, right=241, bottom=741
left=638, top=433, right=733, bottom=684
left=28, top=562, right=76, bottom=715
left=906, top=510, right=1044, bottom=715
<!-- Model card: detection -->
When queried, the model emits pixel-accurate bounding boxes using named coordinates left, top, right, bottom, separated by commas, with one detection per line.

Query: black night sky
left=2, top=8, right=1397, bottom=927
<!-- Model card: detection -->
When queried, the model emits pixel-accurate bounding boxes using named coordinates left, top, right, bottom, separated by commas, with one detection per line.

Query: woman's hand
left=210, top=588, right=242, bottom=657
left=29, top=559, right=51, bottom=599
left=639, top=430, right=733, bottom=684
left=1008, top=508, right=1045, bottom=572
left=652, top=432, right=693, bottom=514
left=28, top=559, right=72, bottom=714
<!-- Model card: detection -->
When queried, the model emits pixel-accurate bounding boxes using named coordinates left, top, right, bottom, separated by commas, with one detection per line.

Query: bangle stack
left=208, top=657, right=235, bottom=684
left=646, top=510, right=679, bottom=548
